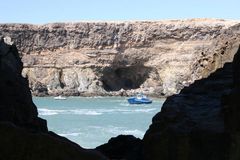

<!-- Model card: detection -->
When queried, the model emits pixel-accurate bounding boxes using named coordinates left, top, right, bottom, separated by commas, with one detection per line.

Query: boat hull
left=127, top=97, right=152, bottom=104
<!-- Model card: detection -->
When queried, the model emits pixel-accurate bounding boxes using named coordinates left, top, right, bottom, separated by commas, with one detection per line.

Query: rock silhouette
left=0, top=37, right=107, bottom=160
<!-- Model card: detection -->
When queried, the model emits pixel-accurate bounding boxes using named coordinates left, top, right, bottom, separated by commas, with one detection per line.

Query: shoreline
left=32, top=94, right=167, bottom=100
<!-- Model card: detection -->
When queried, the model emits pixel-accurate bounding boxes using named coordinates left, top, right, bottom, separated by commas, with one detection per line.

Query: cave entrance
left=101, top=65, right=152, bottom=91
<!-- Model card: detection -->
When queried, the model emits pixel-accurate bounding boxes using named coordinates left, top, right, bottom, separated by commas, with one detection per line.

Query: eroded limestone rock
left=1, top=19, right=240, bottom=96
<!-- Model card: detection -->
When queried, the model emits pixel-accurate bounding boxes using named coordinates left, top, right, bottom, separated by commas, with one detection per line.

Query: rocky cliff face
left=0, top=37, right=107, bottom=160
left=0, top=19, right=239, bottom=96
left=142, top=24, right=240, bottom=160
left=96, top=23, right=240, bottom=160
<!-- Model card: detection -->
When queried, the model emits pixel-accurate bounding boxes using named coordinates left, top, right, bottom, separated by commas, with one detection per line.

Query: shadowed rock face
left=0, top=37, right=107, bottom=160
left=223, top=45, right=240, bottom=159
left=1, top=19, right=240, bottom=97
left=143, top=64, right=232, bottom=160
left=96, top=135, right=142, bottom=160
left=142, top=47, right=240, bottom=160
left=0, top=36, right=47, bottom=131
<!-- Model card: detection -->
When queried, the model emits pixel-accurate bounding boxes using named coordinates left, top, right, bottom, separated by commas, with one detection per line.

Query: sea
left=33, top=96, right=164, bottom=148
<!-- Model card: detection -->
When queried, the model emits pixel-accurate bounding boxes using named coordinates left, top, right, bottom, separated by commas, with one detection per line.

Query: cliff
left=96, top=24, right=240, bottom=160
left=1, top=19, right=239, bottom=96
left=0, top=37, right=107, bottom=159
left=142, top=24, right=240, bottom=160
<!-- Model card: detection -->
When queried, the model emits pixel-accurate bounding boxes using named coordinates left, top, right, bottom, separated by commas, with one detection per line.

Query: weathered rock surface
left=1, top=19, right=240, bottom=96
left=142, top=24, right=240, bottom=160
left=143, top=63, right=232, bottom=160
left=0, top=37, right=107, bottom=160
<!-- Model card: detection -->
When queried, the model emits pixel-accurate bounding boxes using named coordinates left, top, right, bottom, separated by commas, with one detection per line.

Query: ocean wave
left=109, top=127, right=144, bottom=136
left=134, top=108, right=157, bottom=112
left=38, top=108, right=103, bottom=116
left=121, top=129, right=145, bottom=137
left=38, top=107, right=157, bottom=116
left=70, top=110, right=102, bottom=115
left=38, top=108, right=64, bottom=116
left=89, top=126, right=145, bottom=138
left=119, top=103, right=131, bottom=107
left=59, top=132, right=81, bottom=137
left=111, top=108, right=157, bottom=114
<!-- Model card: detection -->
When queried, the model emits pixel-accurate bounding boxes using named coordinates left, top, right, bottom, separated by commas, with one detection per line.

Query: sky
left=0, top=0, right=239, bottom=24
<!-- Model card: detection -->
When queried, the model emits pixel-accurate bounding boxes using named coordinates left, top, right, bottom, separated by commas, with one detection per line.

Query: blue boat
left=127, top=94, right=152, bottom=104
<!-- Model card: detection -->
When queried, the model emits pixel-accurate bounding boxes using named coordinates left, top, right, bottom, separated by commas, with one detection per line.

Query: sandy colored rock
left=1, top=19, right=240, bottom=96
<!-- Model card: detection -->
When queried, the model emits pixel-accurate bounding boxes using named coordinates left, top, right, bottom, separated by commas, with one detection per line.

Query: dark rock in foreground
left=142, top=45, right=240, bottom=160
left=0, top=37, right=107, bottom=160
left=96, top=135, right=142, bottom=160
left=0, top=36, right=47, bottom=131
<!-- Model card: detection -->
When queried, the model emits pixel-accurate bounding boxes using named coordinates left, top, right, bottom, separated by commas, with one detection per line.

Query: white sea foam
left=38, top=107, right=157, bottom=116
left=112, top=108, right=157, bottom=114
left=119, top=103, right=131, bottom=107
left=70, top=110, right=102, bottom=115
left=59, top=132, right=81, bottom=137
left=89, top=126, right=145, bottom=138
left=122, top=129, right=145, bottom=137
left=107, top=127, right=145, bottom=138
left=38, top=108, right=64, bottom=116
left=134, top=108, right=157, bottom=113
left=38, top=108, right=103, bottom=116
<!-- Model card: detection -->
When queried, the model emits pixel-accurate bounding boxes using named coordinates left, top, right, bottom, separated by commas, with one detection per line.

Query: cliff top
left=0, top=18, right=239, bottom=29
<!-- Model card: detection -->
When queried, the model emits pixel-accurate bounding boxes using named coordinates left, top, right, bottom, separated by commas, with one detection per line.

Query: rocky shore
left=1, top=19, right=239, bottom=97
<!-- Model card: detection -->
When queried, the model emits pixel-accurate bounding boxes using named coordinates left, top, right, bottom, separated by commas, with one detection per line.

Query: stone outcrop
left=0, top=37, right=107, bottom=160
left=0, top=36, right=46, bottom=131
left=143, top=61, right=232, bottom=160
left=1, top=19, right=240, bottom=96
left=96, top=135, right=142, bottom=160
left=142, top=24, right=240, bottom=160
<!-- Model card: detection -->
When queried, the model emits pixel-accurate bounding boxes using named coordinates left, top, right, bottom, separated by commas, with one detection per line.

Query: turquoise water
left=33, top=96, right=164, bottom=148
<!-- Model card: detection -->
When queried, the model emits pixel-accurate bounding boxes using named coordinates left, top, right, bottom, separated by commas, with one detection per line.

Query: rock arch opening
left=101, top=65, right=152, bottom=91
